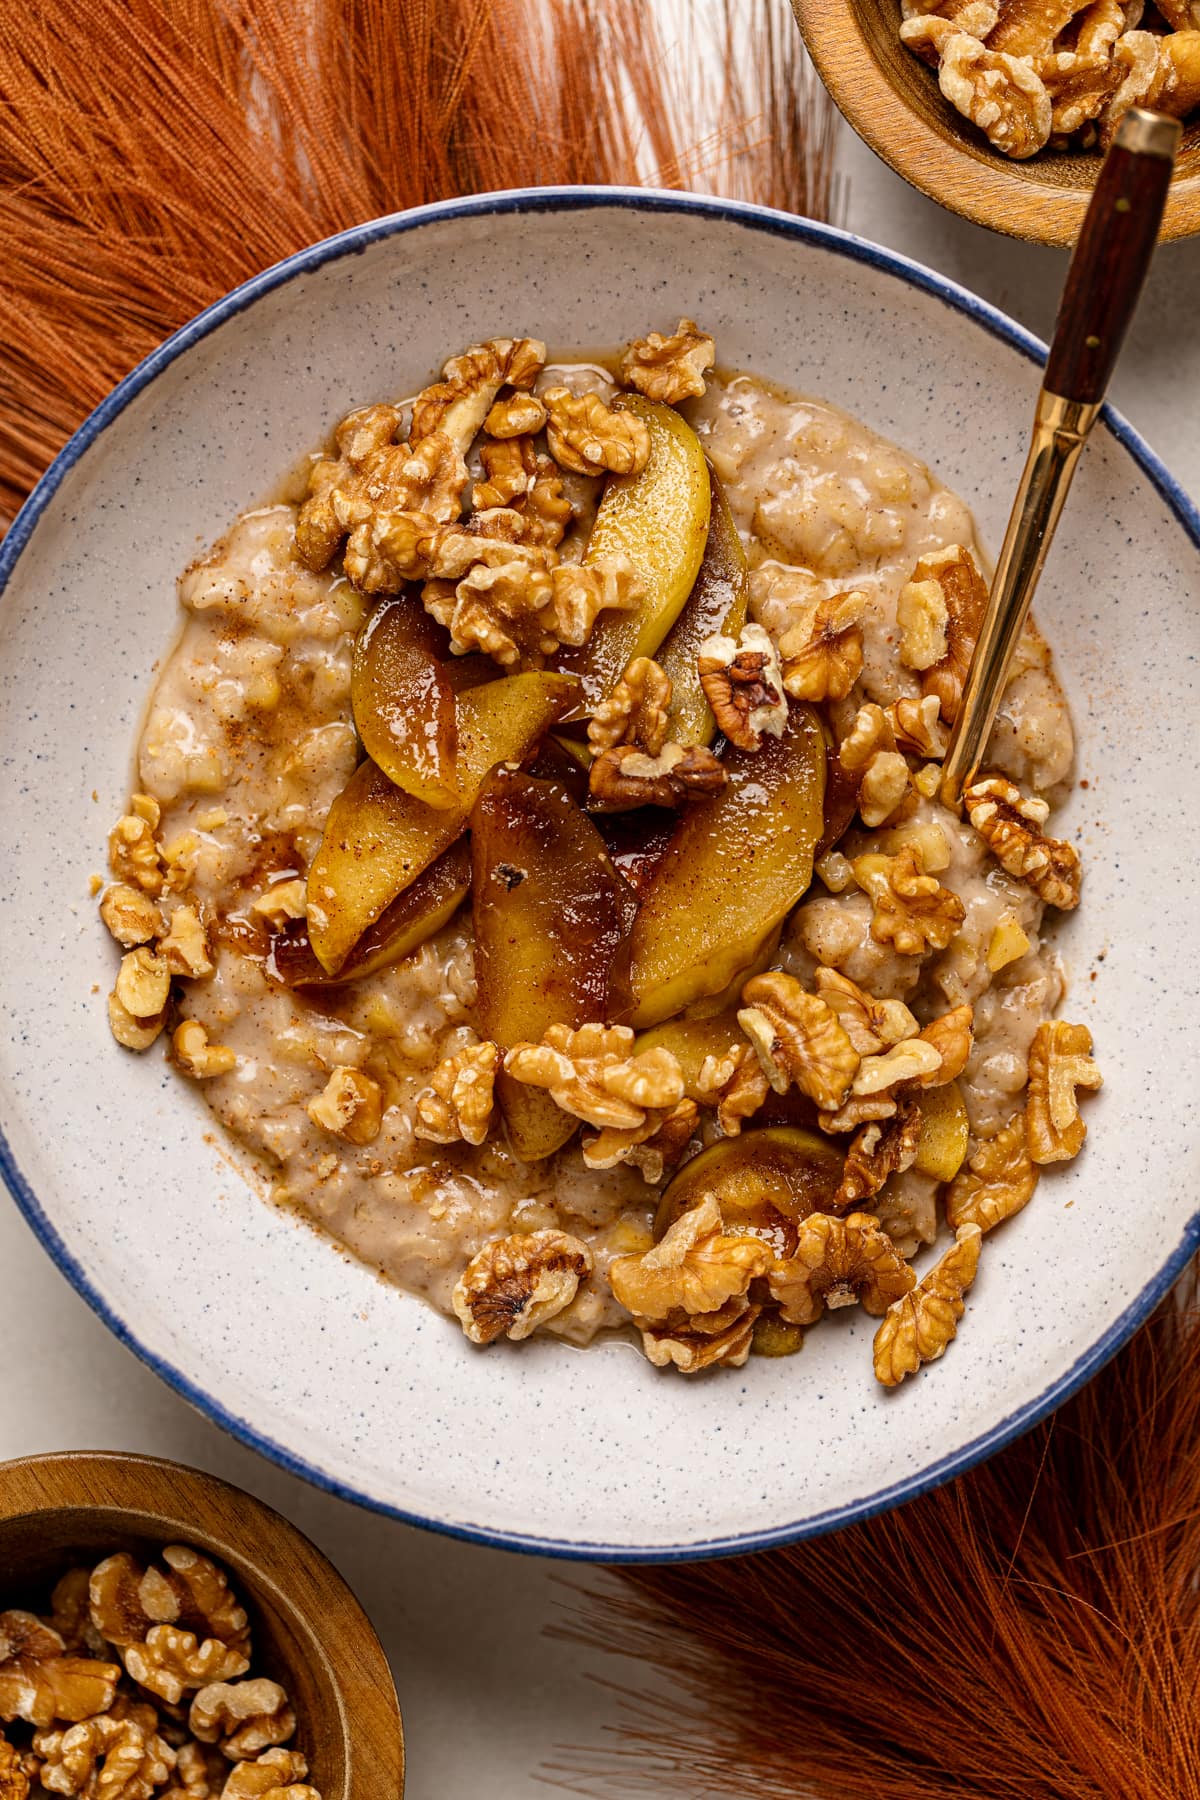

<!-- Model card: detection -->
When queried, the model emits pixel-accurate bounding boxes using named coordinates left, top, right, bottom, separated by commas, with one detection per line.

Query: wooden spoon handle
left=1044, top=108, right=1181, bottom=405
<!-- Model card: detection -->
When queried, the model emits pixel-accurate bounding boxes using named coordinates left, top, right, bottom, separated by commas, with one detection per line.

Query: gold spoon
left=940, top=108, right=1182, bottom=808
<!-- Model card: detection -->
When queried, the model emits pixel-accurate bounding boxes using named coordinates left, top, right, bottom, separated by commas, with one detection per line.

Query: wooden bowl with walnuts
left=0, top=1453, right=404, bottom=1800
left=790, top=0, right=1200, bottom=245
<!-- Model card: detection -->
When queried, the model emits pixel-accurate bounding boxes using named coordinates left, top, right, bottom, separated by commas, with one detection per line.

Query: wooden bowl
left=790, top=0, right=1200, bottom=245
left=0, top=1452, right=404, bottom=1798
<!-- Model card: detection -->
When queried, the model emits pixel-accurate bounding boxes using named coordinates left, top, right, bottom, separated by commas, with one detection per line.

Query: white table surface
left=4, top=114, right=1200, bottom=1800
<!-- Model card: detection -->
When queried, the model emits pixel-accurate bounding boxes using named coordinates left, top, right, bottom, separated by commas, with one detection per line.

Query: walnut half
left=453, top=1230, right=593, bottom=1345
left=769, top=1211, right=915, bottom=1326
left=1025, top=1020, right=1102, bottom=1164
left=696, top=623, right=788, bottom=751
left=964, top=774, right=1081, bottom=910
left=873, top=1223, right=982, bottom=1386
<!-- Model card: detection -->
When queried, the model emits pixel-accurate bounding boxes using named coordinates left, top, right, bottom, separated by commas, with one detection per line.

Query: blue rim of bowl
left=2, top=186, right=1198, bottom=1562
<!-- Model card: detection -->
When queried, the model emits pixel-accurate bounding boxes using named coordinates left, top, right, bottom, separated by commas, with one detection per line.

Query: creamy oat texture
left=130, top=367, right=1073, bottom=1342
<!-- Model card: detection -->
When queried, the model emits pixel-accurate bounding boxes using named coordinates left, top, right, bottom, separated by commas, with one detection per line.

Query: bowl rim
left=2, top=184, right=1199, bottom=1562
left=791, top=0, right=1200, bottom=247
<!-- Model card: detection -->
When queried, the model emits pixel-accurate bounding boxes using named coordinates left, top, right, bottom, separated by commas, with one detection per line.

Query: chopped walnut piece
left=160, top=1741, right=222, bottom=1800
left=109, top=814, right=165, bottom=896
left=587, top=657, right=672, bottom=756
left=47, top=1571, right=103, bottom=1658
left=1148, top=27, right=1200, bottom=120
left=938, top=31, right=1052, bottom=157
left=473, top=437, right=537, bottom=509
left=873, top=1223, right=982, bottom=1386
left=107, top=987, right=168, bottom=1053
left=778, top=591, right=865, bottom=702
left=737, top=971, right=861, bottom=1114
left=1036, top=48, right=1121, bottom=134
left=988, top=0, right=1089, bottom=57
left=452, top=1229, right=593, bottom=1345
left=423, top=543, right=556, bottom=666
left=699, top=1043, right=771, bottom=1137
left=610, top=1196, right=771, bottom=1324
left=221, top=1750, right=314, bottom=1800
left=945, top=1112, right=1039, bottom=1232
left=483, top=391, right=548, bottom=439
left=249, top=882, right=307, bottom=930
left=189, top=1681, right=293, bottom=1763
left=853, top=1036, right=943, bottom=1096
left=583, top=1098, right=699, bottom=1185
left=411, top=338, right=545, bottom=454
left=414, top=1041, right=498, bottom=1147
left=100, top=884, right=161, bottom=948
left=588, top=741, right=727, bottom=810
left=139, top=1550, right=249, bottom=1655
left=125, top=1629, right=249, bottom=1708
left=911, top=544, right=989, bottom=723
left=619, top=319, right=715, bottom=404
left=550, top=557, right=644, bottom=649
left=964, top=774, right=1081, bottom=910
left=173, top=1022, right=237, bottom=1080
left=0, top=1736, right=27, bottom=1800
left=88, top=1555, right=151, bottom=1649
left=296, top=396, right=468, bottom=584
left=1026, top=1020, right=1101, bottom=1165
left=819, top=1092, right=905, bottom=1134
left=899, top=0, right=999, bottom=62
left=638, top=1298, right=760, bottom=1373
left=696, top=623, right=788, bottom=751
left=769, top=1211, right=915, bottom=1326
left=504, top=1023, right=684, bottom=1131
left=914, top=1003, right=975, bottom=1087
left=293, top=404, right=403, bottom=568
left=339, top=432, right=469, bottom=594
left=1100, top=28, right=1161, bottom=141
left=542, top=387, right=651, bottom=477
left=159, top=907, right=214, bottom=979
left=859, top=750, right=912, bottom=829
left=834, top=1100, right=922, bottom=1210
left=0, top=1614, right=119, bottom=1729
left=32, top=1714, right=174, bottom=1800
left=851, top=845, right=965, bottom=956
left=897, top=575, right=949, bottom=671
left=305, top=1067, right=384, bottom=1146
left=812, top=969, right=919, bottom=1057
left=887, top=693, right=949, bottom=760
left=838, top=702, right=895, bottom=776
left=115, top=948, right=170, bottom=1021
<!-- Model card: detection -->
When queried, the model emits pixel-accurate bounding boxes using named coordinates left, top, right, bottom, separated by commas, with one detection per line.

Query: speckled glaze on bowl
left=1, top=190, right=1197, bottom=1561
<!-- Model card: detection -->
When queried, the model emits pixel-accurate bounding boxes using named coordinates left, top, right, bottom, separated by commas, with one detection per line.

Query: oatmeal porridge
left=98, top=322, right=1100, bottom=1384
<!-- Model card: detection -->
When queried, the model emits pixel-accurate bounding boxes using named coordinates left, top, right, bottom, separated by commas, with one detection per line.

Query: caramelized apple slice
left=307, top=671, right=577, bottom=972
left=656, top=464, right=749, bottom=746
left=472, top=770, right=638, bottom=1162
left=625, top=702, right=825, bottom=1027
left=352, top=592, right=459, bottom=808
left=654, top=1127, right=843, bottom=1257
left=913, top=1079, right=970, bottom=1181
left=559, top=396, right=710, bottom=710
left=269, top=840, right=470, bottom=988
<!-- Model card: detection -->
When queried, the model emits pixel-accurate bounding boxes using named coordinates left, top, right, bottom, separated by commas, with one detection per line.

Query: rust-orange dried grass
left=557, top=1275, right=1200, bottom=1798
left=0, top=0, right=838, bottom=527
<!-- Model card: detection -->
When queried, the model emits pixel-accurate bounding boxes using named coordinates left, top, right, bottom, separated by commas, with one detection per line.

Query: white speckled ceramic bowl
left=1, top=190, right=1197, bottom=1560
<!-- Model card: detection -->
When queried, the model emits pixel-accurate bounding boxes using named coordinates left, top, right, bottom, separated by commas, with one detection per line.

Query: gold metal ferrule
left=1115, top=109, right=1184, bottom=160
left=940, top=389, right=1102, bottom=808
